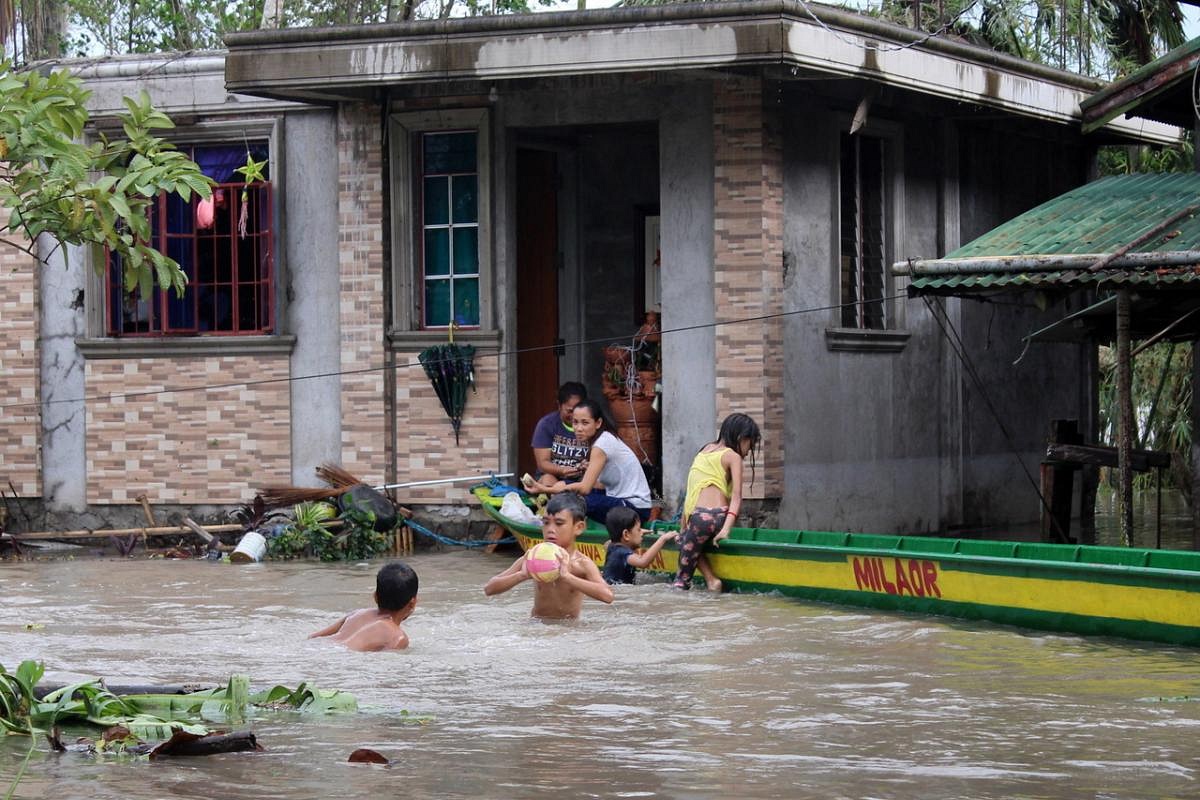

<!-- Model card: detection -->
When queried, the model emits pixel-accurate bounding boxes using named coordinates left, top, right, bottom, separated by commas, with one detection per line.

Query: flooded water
left=3, top=551, right=1200, bottom=799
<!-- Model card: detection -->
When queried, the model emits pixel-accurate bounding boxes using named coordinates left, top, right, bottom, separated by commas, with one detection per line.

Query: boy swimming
left=484, top=493, right=613, bottom=619
left=309, top=561, right=418, bottom=651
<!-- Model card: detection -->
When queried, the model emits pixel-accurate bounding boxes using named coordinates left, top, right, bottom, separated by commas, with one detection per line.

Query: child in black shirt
left=602, top=506, right=678, bottom=585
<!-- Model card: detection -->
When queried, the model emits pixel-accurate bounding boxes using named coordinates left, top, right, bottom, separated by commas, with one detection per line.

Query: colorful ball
left=525, top=542, right=565, bottom=583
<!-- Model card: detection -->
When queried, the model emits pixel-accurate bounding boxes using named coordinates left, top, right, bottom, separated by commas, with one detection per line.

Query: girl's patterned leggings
left=672, top=507, right=726, bottom=589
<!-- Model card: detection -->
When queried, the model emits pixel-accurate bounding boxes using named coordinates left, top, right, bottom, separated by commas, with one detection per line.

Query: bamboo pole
left=10, top=523, right=247, bottom=541
left=1117, top=288, right=1135, bottom=547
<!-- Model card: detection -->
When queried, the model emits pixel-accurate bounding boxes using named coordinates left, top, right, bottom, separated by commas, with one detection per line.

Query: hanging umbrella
left=418, top=341, right=477, bottom=445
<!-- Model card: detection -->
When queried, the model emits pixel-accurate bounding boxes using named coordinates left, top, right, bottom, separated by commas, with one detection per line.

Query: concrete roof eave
left=222, top=0, right=1180, bottom=144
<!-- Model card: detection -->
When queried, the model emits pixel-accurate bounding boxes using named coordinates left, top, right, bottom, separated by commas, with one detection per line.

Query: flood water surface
left=3, top=552, right=1199, bottom=799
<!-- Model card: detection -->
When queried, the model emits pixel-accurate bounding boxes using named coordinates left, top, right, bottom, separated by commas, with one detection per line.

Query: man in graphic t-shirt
left=531, top=382, right=589, bottom=480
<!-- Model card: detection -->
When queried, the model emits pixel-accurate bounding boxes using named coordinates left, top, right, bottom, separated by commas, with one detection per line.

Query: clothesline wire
left=2, top=293, right=906, bottom=412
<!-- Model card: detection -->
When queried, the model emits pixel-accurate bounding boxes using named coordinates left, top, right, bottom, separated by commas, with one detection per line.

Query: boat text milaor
left=474, top=488, right=1200, bottom=648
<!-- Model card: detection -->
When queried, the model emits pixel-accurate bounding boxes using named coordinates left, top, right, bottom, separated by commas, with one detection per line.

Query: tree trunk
left=20, top=0, right=66, bottom=59
left=261, top=0, right=281, bottom=28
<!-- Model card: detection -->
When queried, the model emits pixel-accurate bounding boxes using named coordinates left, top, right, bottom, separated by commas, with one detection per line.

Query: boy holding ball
left=484, top=493, right=613, bottom=619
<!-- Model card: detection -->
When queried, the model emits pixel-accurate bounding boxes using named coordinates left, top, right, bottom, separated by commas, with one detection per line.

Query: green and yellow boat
left=474, top=487, right=1200, bottom=648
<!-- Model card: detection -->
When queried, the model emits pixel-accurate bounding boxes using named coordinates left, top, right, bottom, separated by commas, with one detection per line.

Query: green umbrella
left=418, top=343, right=476, bottom=445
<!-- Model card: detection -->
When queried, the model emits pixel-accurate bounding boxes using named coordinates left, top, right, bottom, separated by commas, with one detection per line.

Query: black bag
left=339, top=485, right=398, bottom=532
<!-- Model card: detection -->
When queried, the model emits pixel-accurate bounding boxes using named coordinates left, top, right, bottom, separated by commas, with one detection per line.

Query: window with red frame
left=106, top=143, right=274, bottom=336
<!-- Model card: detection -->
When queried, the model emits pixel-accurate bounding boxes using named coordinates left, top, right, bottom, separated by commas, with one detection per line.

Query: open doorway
left=515, top=147, right=560, bottom=480
left=513, top=123, right=661, bottom=491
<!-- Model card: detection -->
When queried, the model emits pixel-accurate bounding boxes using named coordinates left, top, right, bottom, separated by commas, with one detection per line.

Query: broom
left=257, top=463, right=365, bottom=509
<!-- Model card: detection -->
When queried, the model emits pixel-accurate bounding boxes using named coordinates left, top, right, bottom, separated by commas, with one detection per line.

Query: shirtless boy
left=309, top=561, right=418, bottom=651
left=484, top=493, right=613, bottom=619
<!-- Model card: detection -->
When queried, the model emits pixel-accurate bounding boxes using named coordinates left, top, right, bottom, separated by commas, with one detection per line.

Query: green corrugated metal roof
left=906, top=172, right=1200, bottom=294
left=949, top=172, right=1200, bottom=259
left=909, top=266, right=1200, bottom=291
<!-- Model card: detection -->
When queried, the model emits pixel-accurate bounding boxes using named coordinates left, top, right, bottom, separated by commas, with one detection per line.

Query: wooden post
left=1041, top=419, right=1079, bottom=543
left=1116, top=289, right=1135, bottom=547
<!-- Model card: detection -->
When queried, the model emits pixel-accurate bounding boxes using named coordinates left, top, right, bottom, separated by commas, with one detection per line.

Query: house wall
left=711, top=78, right=785, bottom=505
left=84, top=357, right=291, bottom=503
left=956, top=124, right=1094, bottom=528
left=779, top=88, right=953, bottom=533
left=0, top=216, right=40, bottom=500
left=777, top=82, right=1093, bottom=533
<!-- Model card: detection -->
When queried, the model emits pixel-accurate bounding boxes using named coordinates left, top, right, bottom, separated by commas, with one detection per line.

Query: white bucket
left=230, top=530, right=267, bottom=563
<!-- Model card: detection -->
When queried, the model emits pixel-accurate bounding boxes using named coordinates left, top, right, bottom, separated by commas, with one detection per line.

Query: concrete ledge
left=824, top=327, right=911, bottom=353
left=386, top=328, right=503, bottom=351
left=77, top=335, right=297, bottom=359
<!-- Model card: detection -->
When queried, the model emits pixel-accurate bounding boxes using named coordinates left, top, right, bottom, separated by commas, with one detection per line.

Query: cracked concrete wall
left=38, top=237, right=87, bottom=512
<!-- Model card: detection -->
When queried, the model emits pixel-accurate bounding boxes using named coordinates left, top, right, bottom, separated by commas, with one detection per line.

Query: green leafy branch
left=0, top=62, right=213, bottom=298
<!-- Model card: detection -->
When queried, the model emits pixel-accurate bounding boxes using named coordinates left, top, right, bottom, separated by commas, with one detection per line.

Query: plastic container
left=230, top=530, right=267, bottom=563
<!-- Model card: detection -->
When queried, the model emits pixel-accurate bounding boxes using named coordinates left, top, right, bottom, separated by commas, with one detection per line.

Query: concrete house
left=0, top=1, right=1176, bottom=533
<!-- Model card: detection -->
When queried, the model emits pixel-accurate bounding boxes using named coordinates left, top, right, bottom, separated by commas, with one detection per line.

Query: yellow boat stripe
left=707, top=552, right=1200, bottom=627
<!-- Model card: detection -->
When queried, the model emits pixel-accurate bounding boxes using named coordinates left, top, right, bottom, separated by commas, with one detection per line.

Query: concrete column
left=285, top=111, right=343, bottom=485
left=39, top=238, right=88, bottom=510
left=660, top=84, right=716, bottom=510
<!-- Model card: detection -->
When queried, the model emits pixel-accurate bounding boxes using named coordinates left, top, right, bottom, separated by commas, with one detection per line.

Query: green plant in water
left=337, top=493, right=392, bottom=561
left=268, top=501, right=337, bottom=560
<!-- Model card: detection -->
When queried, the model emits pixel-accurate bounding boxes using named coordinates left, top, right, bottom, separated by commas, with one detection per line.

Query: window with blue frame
left=106, top=143, right=273, bottom=336
left=420, top=131, right=479, bottom=328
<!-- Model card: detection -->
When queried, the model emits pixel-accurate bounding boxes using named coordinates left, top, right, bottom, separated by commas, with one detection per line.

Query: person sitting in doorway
left=531, top=381, right=590, bottom=481
left=528, top=399, right=653, bottom=524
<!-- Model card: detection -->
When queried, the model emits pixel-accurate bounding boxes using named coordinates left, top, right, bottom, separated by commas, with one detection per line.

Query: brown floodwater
left=2, top=551, right=1199, bottom=799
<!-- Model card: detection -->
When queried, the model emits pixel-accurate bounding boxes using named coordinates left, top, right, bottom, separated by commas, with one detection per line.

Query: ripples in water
left=3, top=552, right=1200, bottom=799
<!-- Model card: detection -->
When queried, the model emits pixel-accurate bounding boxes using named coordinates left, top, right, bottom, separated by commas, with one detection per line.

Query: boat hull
left=475, top=489, right=1200, bottom=647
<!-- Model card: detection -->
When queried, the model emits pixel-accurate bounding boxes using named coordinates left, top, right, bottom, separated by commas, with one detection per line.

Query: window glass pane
left=425, top=228, right=450, bottom=276
left=238, top=284, right=258, bottom=330
left=453, top=227, right=478, bottom=275
left=423, top=132, right=476, bottom=174
left=425, top=279, right=451, bottom=327
left=193, top=143, right=269, bottom=183
left=166, top=286, right=195, bottom=330
left=424, top=176, right=450, bottom=225
left=166, top=192, right=192, bottom=235
left=452, top=175, right=477, bottom=224
left=453, top=278, right=479, bottom=326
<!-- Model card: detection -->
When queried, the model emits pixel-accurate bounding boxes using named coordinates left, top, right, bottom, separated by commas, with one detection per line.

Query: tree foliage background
left=0, top=0, right=1188, bottom=76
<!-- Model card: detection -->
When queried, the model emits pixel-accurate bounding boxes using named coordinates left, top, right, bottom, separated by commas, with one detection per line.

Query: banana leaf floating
left=418, top=342, right=476, bottom=445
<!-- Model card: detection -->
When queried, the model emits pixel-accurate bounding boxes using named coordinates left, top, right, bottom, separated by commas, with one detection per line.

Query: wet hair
left=557, top=381, right=588, bottom=405
left=547, top=492, right=588, bottom=523
left=375, top=561, right=418, bottom=611
left=605, top=506, right=641, bottom=543
left=571, top=399, right=614, bottom=438
left=715, top=412, right=761, bottom=489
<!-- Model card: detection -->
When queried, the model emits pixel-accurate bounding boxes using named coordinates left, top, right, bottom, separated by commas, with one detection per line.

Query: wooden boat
left=473, top=487, right=1200, bottom=647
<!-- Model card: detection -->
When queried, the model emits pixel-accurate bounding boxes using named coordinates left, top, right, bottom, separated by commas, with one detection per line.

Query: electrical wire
left=921, top=294, right=1072, bottom=542
left=0, top=293, right=905, bottom=412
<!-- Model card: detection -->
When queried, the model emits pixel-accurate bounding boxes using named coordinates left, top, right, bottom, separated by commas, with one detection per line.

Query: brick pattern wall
left=337, top=103, right=389, bottom=482
left=0, top=217, right=41, bottom=498
left=712, top=78, right=784, bottom=499
left=394, top=346, right=501, bottom=504
left=85, top=357, right=291, bottom=504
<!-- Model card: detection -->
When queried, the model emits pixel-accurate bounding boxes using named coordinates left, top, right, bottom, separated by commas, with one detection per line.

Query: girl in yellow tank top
left=673, top=413, right=761, bottom=591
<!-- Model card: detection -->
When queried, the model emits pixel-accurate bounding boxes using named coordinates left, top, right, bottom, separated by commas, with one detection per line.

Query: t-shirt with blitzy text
left=531, top=410, right=589, bottom=474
